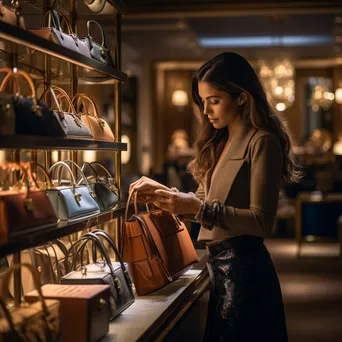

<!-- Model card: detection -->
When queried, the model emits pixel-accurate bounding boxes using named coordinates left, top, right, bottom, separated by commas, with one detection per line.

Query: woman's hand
left=153, top=189, right=202, bottom=215
left=129, top=176, right=170, bottom=203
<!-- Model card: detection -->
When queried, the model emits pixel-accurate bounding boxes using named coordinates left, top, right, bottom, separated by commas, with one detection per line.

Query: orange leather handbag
left=122, top=191, right=198, bottom=296
left=72, top=93, right=115, bottom=142
left=0, top=163, right=58, bottom=244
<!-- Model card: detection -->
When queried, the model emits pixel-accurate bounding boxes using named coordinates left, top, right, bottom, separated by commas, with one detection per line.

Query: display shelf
left=0, top=204, right=127, bottom=257
left=0, top=21, right=127, bottom=81
left=0, top=135, right=127, bottom=151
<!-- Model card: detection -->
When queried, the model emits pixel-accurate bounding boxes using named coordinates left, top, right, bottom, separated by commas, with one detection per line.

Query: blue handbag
left=47, top=161, right=100, bottom=222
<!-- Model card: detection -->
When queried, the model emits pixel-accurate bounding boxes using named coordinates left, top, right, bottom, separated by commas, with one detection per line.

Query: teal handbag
left=47, top=161, right=100, bottom=222
left=79, top=162, right=119, bottom=211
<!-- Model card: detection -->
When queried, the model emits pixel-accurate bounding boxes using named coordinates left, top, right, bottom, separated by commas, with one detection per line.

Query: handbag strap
left=48, top=161, right=77, bottom=188
left=20, top=161, right=54, bottom=189
left=0, top=263, right=50, bottom=315
left=90, top=229, right=132, bottom=285
left=43, top=9, right=72, bottom=35
left=87, top=20, right=107, bottom=49
left=125, top=190, right=139, bottom=222
left=78, top=162, right=116, bottom=187
left=0, top=297, right=22, bottom=339
left=0, top=67, right=14, bottom=91
left=72, top=93, right=102, bottom=119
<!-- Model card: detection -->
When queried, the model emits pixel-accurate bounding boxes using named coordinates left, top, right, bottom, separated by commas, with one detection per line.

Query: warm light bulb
left=275, top=86, right=283, bottom=95
left=122, top=135, right=131, bottom=164
left=172, top=90, right=189, bottom=106
left=335, top=88, right=342, bottom=104
left=276, top=103, right=286, bottom=111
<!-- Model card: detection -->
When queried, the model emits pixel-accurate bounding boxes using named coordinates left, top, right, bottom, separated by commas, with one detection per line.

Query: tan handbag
left=0, top=263, right=60, bottom=342
left=122, top=191, right=198, bottom=296
left=72, top=93, right=115, bottom=142
left=0, top=0, right=25, bottom=29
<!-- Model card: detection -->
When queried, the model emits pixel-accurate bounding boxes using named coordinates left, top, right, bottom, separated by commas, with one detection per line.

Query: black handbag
left=85, top=20, right=115, bottom=67
left=61, top=232, right=134, bottom=320
left=0, top=68, right=67, bottom=136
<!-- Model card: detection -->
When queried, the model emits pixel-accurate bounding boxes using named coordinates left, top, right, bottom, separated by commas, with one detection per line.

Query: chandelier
left=259, top=59, right=295, bottom=112
left=308, top=78, right=335, bottom=112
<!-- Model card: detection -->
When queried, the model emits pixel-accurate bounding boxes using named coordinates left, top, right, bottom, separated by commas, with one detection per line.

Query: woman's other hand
left=129, top=176, right=170, bottom=203
left=154, top=189, right=202, bottom=215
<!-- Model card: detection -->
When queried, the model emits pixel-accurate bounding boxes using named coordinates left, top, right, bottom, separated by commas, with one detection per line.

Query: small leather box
left=25, top=284, right=110, bottom=342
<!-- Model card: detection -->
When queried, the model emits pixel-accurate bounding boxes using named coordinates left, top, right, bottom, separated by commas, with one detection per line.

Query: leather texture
left=86, top=21, right=115, bottom=67
left=0, top=263, right=61, bottom=342
left=62, top=233, right=134, bottom=320
left=122, top=193, right=198, bottom=296
left=72, top=93, right=114, bottom=142
left=28, top=10, right=90, bottom=58
left=25, top=284, right=110, bottom=342
left=204, top=236, right=288, bottom=342
left=40, top=86, right=94, bottom=140
left=0, top=189, right=58, bottom=244
left=0, top=1, right=25, bottom=29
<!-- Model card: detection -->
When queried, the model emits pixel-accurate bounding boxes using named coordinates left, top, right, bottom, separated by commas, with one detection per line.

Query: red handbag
left=0, top=162, right=58, bottom=244
left=122, top=191, right=198, bottom=295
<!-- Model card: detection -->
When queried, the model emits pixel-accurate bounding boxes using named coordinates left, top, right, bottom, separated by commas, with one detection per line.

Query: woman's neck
left=227, top=116, right=245, bottom=143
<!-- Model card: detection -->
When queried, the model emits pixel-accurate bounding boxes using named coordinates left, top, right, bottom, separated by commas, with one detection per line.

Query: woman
left=130, top=52, right=300, bottom=342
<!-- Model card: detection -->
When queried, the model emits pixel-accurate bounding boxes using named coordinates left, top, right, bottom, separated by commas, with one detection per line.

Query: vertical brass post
left=12, top=253, right=21, bottom=305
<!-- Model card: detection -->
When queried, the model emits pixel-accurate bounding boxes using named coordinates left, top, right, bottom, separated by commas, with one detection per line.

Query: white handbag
left=47, top=161, right=100, bottom=222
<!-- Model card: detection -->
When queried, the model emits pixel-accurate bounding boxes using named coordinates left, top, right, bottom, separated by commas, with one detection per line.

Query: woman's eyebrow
left=205, top=95, right=220, bottom=100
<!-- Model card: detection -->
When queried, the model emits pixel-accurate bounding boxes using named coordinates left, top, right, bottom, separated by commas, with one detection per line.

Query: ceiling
left=120, top=0, right=342, bottom=63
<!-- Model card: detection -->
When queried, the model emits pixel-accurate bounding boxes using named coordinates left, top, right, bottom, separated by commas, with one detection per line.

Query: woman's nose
left=203, top=103, right=211, bottom=115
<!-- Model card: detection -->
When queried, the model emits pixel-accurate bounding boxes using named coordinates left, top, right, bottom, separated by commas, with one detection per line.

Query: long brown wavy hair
left=188, top=52, right=301, bottom=185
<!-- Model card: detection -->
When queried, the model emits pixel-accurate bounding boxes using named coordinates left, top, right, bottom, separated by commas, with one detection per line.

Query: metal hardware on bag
left=57, top=110, right=65, bottom=119
left=74, top=116, right=82, bottom=127
left=114, top=278, right=122, bottom=294
left=81, top=266, right=87, bottom=275
left=109, top=185, right=118, bottom=193
left=98, top=298, right=106, bottom=308
left=100, top=47, right=106, bottom=57
left=90, top=191, right=97, bottom=198
left=37, top=266, right=42, bottom=273
left=24, top=197, right=33, bottom=211
left=74, top=192, right=82, bottom=202
left=98, top=119, right=105, bottom=128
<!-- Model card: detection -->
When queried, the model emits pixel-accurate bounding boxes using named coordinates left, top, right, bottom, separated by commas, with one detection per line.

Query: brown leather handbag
left=0, top=162, right=58, bottom=244
left=72, top=93, right=115, bottom=142
left=122, top=191, right=198, bottom=296
left=0, top=0, right=25, bottom=29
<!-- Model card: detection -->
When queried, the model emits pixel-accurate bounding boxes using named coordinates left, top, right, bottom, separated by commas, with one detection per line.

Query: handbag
left=0, top=67, right=15, bottom=135
left=39, top=86, right=94, bottom=140
left=62, top=232, right=134, bottom=320
left=0, top=68, right=67, bottom=137
left=85, top=20, right=115, bottom=67
left=0, top=263, right=60, bottom=342
left=47, top=161, right=100, bottom=222
left=0, top=162, right=58, bottom=244
left=0, top=0, right=25, bottom=29
left=28, top=9, right=90, bottom=58
left=79, top=162, right=119, bottom=211
left=122, top=191, right=198, bottom=296
left=72, top=93, right=115, bottom=142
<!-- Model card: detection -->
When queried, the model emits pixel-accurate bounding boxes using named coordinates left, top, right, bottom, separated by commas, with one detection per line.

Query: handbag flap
left=148, top=210, right=184, bottom=237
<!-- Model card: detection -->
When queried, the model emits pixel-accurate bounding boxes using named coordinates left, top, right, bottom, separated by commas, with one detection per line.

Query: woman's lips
left=209, top=118, right=218, bottom=123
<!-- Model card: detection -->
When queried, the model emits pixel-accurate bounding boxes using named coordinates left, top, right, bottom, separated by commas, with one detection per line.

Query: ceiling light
left=172, top=90, right=188, bottom=106
left=199, top=35, right=332, bottom=48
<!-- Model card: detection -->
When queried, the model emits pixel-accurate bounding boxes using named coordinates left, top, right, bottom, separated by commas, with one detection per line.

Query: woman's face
left=198, top=81, right=240, bottom=129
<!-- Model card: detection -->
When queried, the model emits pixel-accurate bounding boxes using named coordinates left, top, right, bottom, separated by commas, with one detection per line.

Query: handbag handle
left=0, top=263, right=50, bottom=315
left=0, top=67, right=14, bottom=91
left=72, top=93, right=103, bottom=119
left=54, top=160, right=95, bottom=196
left=0, top=69, right=41, bottom=115
left=20, top=161, right=54, bottom=189
left=39, top=85, right=78, bottom=116
left=48, top=161, right=77, bottom=188
left=67, top=233, right=122, bottom=294
left=125, top=190, right=140, bottom=222
left=90, top=229, right=133, bottom=286
left=43, top=9, right=73, bottom=35
left=0, top=297, right=19, bottom=336
left=87, top=20, right=107, bottom=48
left=78, top=162, right=116, bottom=187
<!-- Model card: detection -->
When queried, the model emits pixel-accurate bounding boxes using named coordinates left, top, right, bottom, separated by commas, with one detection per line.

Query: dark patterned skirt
left=204, top=236, right=288, bottom=342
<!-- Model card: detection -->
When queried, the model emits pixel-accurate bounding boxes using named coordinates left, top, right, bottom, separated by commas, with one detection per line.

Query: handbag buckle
left=98, top=298, right=107, bottom=308
left=114, top=278, right=122, bottom=294
left=58, top=110, right=65, bottom=120
left=74, top=116, right=82, bottom=127
left=24, top=198, right=33, bottom=211
left=74, top=192, right=82, bottom=202
left=98, top=119, right=105, bottom=128
left=90, top=191, right=97, bottom=198
left=81, top=266, right=87, bottom=276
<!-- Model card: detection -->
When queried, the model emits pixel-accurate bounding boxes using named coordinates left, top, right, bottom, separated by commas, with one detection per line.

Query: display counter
left=104, top=250, right=209, bottom=342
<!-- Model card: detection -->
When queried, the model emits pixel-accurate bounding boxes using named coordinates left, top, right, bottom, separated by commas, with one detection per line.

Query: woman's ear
left=237, top=92, right=248, bottom=105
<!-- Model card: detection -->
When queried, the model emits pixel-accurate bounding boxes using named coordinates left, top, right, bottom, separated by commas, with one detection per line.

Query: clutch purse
left=122, top=191, right=198, bottom=295
left=62, top=232, right=134, bottom=320
left=0, top=263, right=60, bottom=342
left=85, top=20, right=115, bottom=67
left=79, top=162, right=119, bottom=211
left=47, top=161, right=100, bottom=222
left=28, top=9, right=90, bottom=58
left=0, top=162, right=58, bottom=244
left=39, top=85, right=94, bottom=140
left=72, top=93, right=115, bottom=142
